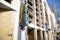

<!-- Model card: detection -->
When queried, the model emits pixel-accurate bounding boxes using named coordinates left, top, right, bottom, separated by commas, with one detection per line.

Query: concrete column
left=42, top=0, right=46, bottom=24
left=41, top=31, right=43, bottom=40
left=21, top=26, right=27, bottom=40
left=25, top=26, right=28, bottom=40
left=11, top=0, right=20, bottom=40
left=18, top=27, right=21, bottom=40
left=33, top=0, right=36, bottom=25
left=21, top=30, right=26, bottom=40
left=48, top=31, right=54, bottom=40
left=44, top=31, right=48, bottom=40
left=34, top=29, right=37, bottom=40
left=33, top=0, right=37, bottom=40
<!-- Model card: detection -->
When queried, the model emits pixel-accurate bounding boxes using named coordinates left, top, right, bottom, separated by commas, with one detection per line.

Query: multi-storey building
left=50, top=5, right=60, bottom=32
left=0, top=0, right=57, bottom=40
left=50, top=5, right=58, bottom=21
left=20, top=0, right=57, bottom=40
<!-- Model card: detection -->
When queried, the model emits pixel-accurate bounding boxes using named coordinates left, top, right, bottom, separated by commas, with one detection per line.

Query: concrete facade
left=20, top=0, right=57, bottom=40
left=0, top=0, right=57, bottom=40
left=50, top=5, right=60, bottom=33
left=50, top=5, right=58, bottom=21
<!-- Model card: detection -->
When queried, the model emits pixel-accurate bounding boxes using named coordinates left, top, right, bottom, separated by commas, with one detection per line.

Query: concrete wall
left=0, top=8, right=14, bottom=40
left=48, top=31, right=54, bottom=40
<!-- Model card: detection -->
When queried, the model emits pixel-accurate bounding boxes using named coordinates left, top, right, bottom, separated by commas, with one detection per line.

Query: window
left=40, top=5, right=42, bottom=7
left=40, top=0, right=42, bottom=3
left=29, top=0, right=32, bottom=1
left=5, top=0, right=12, bottom=4
left=40, top=8, right=42, bottom=11
left=35, top=3, right=38, bottom=6
left=28, top=0, right=33, bottom=6
left=28, top=5, right=33, bottom=11
left=36, top=13, right=38, bottom=16
left=28, top=8, right=32, bottom=12
left=41, top=13, right=42, bottom=15
left=29, top=14, right=33, bottom=19
left=37, top=24, right=40, bottom=26
left=29, top=21, right=31, bottom=23
left=41, top=16, right=43, bottom=19
left=42, top=22, right=43, bottom=24
left=35, top=0, right=37, bottom=2
left=36, top=8, right=38, bottom=11
left=36, top=19, right=39, bottom=22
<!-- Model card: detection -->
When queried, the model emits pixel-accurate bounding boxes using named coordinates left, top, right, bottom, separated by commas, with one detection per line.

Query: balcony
left=28, top=0, right=33, bottom=6
left=29, top=14, right=33, bottom=19
left=37, top=23, right=40, bottom=27
left=35, top=0, right=38, bottom=3
left=40, top=0, right=42, bottom=3
left=36, top=13, right=39, bottom=16
left=28, top=5, right=33, bottom=12
left=36, top=19, right=39, bottom=22
left=36, top=8, right=39, bottom=12
left=35, top=3, right=38, bottom=6
left=5, top=0, right=12, bottom=4
left=0, top=0, right=16, bottom=10
left=28, top=9, right=33, bottom=14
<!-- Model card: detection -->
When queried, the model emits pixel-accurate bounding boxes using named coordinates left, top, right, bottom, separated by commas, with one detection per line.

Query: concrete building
left=57, top=24, right=60, bottom=32
left=50, top=5, right=58, bottom=20
left=20, top=0, right=57, bottom=40
left=50, top=5, right=60, bottom=32
left=0, top=0, right=57, bottom=40
left=50, top=11, right=57, bottom=40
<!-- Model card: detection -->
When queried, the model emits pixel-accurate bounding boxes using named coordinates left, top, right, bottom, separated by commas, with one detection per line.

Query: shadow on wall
left=0, top=8, right=12, bottom=13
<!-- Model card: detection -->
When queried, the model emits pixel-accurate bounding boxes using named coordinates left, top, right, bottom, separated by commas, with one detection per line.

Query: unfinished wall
left=28, top=29, right=34, bottom=40
left=37, top=30, right=41, bottom=40
left=0, top=8, right=14, bottom=40
left=48, top=31, right=54, bottom=40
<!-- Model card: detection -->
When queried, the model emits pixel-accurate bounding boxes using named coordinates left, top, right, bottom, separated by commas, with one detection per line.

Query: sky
left=47, top=0, right=60, bottom=13
left=47, top=0, right=60, bottom=21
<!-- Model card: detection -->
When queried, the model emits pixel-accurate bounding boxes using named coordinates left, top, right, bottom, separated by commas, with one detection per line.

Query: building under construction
left=0, top=0, right=57, bottom=40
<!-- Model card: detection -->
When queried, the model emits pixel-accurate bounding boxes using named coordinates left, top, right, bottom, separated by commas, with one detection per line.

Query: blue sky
left=47, top=0, right=60, bottom=21
left=47, top=0, right=60, bottom=13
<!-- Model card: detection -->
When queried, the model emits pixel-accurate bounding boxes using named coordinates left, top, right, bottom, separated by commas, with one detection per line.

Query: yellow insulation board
left=0, top=8, right=14, bottom=40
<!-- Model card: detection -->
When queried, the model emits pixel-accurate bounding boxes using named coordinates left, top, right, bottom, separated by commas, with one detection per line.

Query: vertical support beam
left=25, top=26, right=28, bottom=40
left=33, top=0, right=37, bottom=40
left=21, top=29, right=26, bottom=40
left=11, top=0, right=20, bottom=40
left=33, top=0, right=36, bottom=25
left=39, top=0, right=43, bottom=28
left=38, top=0, right=41, bottom=26
left=40, top=31, right=43, bottom=40
left=34, top=29, right=37, bottom=40
left=21, top=26, right=27, bottom=40
left=42, top=0, right=46, bottom=28
left=18, top=27, right=21, bottom=40
left=48, top=31, right=54, bottom=40
left=42, top=1, right=48, bottom=40
left=44, top=31, right=48, bottom=40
